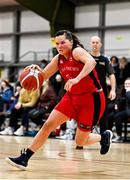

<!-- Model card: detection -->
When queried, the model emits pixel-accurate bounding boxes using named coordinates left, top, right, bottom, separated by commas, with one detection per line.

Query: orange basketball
left=19, top=68, right=44, bottom=91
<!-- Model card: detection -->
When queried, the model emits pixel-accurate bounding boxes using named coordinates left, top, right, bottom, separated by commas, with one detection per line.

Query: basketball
left=19, top=68, right=44, bottom=91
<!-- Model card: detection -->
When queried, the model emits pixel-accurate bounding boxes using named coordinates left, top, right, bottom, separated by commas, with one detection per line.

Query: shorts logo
left=80, top=123, right=91, bottom=129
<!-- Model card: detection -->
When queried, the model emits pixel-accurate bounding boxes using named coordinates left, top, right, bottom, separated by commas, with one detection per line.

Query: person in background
left=112, top=78, right=130, bottom=142
left=118, top=57, right=130, bottom=88
left=0, top=87, right=40, bottom=136
left=50, top=72, right=64, bottom=97
left=0, top=82, right=22, bottom=130
left=0, top=79, right=14, bottom=111
left=28, top=80, right=57, bottom=127
left=110, top=56, right=120, bottom=87
left=90, top=36, right=116, bottom=134
left=0, top=79, right=14, bottom=129
left=6, top=30, right=112, bottom=170
left=40, top=59, right=48, bottom=69
left=6, top=82, right=22, bottom=115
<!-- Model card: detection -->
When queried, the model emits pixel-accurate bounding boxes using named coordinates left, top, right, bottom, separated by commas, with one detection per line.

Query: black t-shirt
left=91, top=54, right=114, bottom=97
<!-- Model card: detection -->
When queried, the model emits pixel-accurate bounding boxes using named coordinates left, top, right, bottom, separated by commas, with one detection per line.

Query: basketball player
left=90, top=36, right=116, bottom=134
left=6, top=30, right=113, bottom=170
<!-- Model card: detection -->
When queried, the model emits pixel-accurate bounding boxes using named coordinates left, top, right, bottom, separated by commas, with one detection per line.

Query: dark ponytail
left=55, top=30, right=84, bottom=49
left=71, top=33, right=84, bottom=49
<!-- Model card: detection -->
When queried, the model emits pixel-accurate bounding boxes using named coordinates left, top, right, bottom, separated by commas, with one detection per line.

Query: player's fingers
left=24, top=64, right=41, bottom=71
left=31, top=64, right=40, bottom=70
left=64, top=81, right=72, bottom=91
left=24, top=65, right=30, bottom=70
left=64, top=82, right=69, bottom=91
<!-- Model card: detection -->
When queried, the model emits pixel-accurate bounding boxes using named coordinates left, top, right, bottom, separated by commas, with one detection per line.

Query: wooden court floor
left=0, top=135, right=130, bottom=180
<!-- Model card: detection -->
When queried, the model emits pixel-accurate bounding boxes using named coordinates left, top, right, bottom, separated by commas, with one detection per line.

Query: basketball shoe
left=100, top=130, right=113, bottom=155
left=5, top=149, right=29, bottom=170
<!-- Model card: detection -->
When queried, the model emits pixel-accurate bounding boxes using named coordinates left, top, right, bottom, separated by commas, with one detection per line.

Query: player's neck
left=63, top=51, right=72, bottom=60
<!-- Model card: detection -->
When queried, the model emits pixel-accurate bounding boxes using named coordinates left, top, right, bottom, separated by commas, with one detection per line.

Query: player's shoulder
left=51, top=54, right=60, bottom=63
left=72, top=47, right=88, bottom=58
left=53, top=54, right=59, bottom=60
left=73, top=46, right=84, bottom=53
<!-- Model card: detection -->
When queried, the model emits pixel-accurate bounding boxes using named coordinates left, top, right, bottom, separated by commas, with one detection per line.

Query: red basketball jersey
left=58, top=54, right=101, bottom=94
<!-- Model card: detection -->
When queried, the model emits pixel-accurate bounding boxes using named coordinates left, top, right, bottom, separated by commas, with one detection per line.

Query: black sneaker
left=100, top=130, right=113, bottom=155
left=75, top=145, right=84, bottom=150
left=5, top=149, right=28, bottom=170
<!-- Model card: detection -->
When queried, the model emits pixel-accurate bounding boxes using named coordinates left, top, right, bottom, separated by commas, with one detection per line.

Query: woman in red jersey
left=6, top=30, right=112, bottom=170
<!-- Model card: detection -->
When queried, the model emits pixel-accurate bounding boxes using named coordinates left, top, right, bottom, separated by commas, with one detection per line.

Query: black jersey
left=91, top=54, right=114, bottom=97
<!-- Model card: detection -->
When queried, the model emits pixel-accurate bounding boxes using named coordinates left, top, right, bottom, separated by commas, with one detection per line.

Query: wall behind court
left=75, top=2, right=130, bottom=59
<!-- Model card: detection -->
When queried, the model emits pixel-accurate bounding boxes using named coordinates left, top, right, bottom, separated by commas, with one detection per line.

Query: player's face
left=90, top=37, right=102, bottom=52
left=55, top=35, right=72, bottom=56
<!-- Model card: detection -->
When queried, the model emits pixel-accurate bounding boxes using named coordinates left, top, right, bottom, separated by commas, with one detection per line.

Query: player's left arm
left=42, top=55, right=59, bottom=80
left=25, top=55, right=59, bottom=81
left=73, top=47, right=96, bottom=82
left=64, top=47, right=96, bottom=91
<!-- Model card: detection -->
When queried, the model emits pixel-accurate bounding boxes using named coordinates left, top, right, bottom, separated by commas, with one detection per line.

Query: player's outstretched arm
left=24, top=55, right=59, bottom=81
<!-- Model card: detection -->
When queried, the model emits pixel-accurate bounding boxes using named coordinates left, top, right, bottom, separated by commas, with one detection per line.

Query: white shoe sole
left=5, top=157, right=27, bottom=170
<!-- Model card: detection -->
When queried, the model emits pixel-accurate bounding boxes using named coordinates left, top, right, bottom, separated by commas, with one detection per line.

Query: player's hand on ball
left=19, top=67, right=44, bottom=91
left=25, top=64, right=42, bottom=72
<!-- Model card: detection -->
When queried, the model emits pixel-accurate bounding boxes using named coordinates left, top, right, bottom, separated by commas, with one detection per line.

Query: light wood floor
left=0, top=135, right=130, bottom=179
